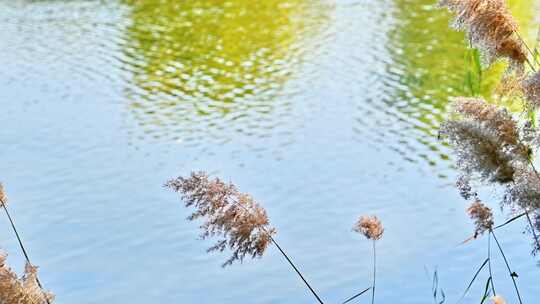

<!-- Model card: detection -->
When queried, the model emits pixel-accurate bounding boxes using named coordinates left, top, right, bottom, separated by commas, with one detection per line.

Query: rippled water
left=1, top=0, right=540, bottom=303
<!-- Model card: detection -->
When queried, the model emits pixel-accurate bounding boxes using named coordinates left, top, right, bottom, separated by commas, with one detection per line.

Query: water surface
left=1, top=0, right=540, bottom=303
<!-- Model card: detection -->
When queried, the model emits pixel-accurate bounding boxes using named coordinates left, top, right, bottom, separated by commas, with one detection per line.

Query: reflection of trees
left=121, top=0, right=330, bottom=142
left=377, top=0, right=536, bottom=169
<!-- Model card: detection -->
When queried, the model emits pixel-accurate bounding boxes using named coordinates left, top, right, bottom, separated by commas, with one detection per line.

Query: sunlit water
left=1, top=0, right=540, bottom=303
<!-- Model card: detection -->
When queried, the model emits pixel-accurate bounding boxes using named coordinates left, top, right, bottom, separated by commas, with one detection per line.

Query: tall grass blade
left=492, top=232, right=523, bottom=304
left=479, top=277, right=492, bottom=304
left=341, top=287, right=371, bottom=304
left=458, top=258, right=489, bottom=303
left=494, top=212, right=526, bottom=230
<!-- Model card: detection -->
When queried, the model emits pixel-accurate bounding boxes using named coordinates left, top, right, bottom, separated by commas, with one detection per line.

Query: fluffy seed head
left=0, top=183, right=7, bottom=205
left=504, top=165, right=540, bottom=210
left=440, top=120, right=516, bottom=182
left=440, top=0, right=526, bottom=68
left=441, top=97, right=531, bottom=183
left=456, top=175, right=477, bottom=200
left=165, top=171, right=276, bottom=267
left=522, top=71, right=540, bottom=109
left=0, top=252, right=54, bottom=304
left=354, top=215, right=384, bottom=240
left=451, top=97, right=526, bottom=154
left=467, top=200, right=494, bottom=237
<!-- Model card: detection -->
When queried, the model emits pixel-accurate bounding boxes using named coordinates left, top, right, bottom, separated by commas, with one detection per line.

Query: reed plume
left=496, top=74, right=526, bottom=99
left=441, top=120, right=516, bottom=182
left=354, top=215, right=383, bottom=304
left=0, top=252, right=54, bottom=304
left=452, top=97, right=528, bottom=156
left=0, top=183, right=7, bottom=205
left=456, top=175, right=477, bottom=200
left=439, top=0, right=527, bottom=69
left=353, top=216, right=384, bottom=241
left=165, top=171, right=276, bottom=267
left=504, top=165, right=540, bottom=210
left=440, top=97, right=531, bottom=183
left=467, top=200, right=494, bottom=237
left=167, top=171, right=326, bottom=304
left=522, top=71, right=540, bottom=109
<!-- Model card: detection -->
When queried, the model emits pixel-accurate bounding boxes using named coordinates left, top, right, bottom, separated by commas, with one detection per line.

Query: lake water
left=1, top=0, right=540, bottom=303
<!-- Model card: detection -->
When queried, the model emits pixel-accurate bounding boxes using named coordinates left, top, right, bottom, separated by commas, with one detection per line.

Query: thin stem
left=487, top=231, right=496, bottom=296
left=524, top=159, right=540, bottom=249
left=525, top=57, right=536, bottom=72
left=0, top=199, right=51, bottom=304
left=268, top=235, right=325, bottom=304
left=491, top=231, right=523, bottom=304
left=230, top=198, right=325, bottom=304
left=372, top=240, right=376, bottom=304
left=515, top=30, right=539, bottom=70
left=524, top=211, right=540, bottom=252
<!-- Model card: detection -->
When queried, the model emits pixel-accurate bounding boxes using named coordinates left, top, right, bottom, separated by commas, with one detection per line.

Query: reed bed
left=438, top=0, right=540, bottom=302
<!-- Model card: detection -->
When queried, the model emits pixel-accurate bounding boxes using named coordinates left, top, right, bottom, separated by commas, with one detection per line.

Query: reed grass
left=438, top=0, right=540, bottom=302
left=166, top=172, right=326, bottom=304
left=0, top=183, right=53, bottom=304
left=353, top=215, right=383, bottom=304
left=2, top=1, right=540, bottom=304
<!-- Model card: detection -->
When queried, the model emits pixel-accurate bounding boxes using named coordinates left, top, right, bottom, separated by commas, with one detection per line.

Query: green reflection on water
left=122, top=0, right=330, bottom=140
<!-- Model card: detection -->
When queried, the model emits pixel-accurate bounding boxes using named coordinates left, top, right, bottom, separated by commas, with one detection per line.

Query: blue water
left=1, top=0, right=539, bottom=303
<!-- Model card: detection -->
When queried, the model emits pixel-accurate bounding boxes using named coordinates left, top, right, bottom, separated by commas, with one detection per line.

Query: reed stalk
left=0, top=190, right=52, bottom=304
left=487, top=232, right=496, bottom=296
left=491, top=231, right=523, bottom=304
left=371, top=240, right=377, bottom=304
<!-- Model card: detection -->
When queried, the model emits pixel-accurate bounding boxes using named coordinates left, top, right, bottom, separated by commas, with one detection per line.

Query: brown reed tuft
left=353, top=215, right=384, bottom=241
left=451, top=97, right=527, bottom=155
left=440, top=97, right=532, bottom=182
left=0, top=183, right=7, bottom=205
left=467, top=200, right=494, bottom=237
left=440, top=0, right=526, bottom=68
left=504, top=165, right=540, bottom=210
left=495, top=74, right=526, bottom=99
left=165, top=171, right=276, bottom=267
left=522, top=71, right=540, bottom=109
left=0, top=252, right=54, bottom=304
left=440, top=120, right=516, bottom=182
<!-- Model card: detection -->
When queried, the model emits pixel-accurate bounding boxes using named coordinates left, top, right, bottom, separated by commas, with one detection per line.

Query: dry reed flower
left=440, top=120, right=516, bottom=182
left=456, top=175, right=477, bottom=200
left=492, top=295, right=506, bottom=304
left=522, top=71, right=540, bottom=109
left=532, top=213, right=540, bottom=255
left=520, top=120, right=540, bottom=147
left=440, top=97, right=532, bottom=182
left=353, top=215, right=384, bottom=241
left=440, top=0, right=526, bottom=68
left=467, top=200, right=494, bottom=237
left=0, top=252, right=54, bottom=304
left=496, top=74, right=525, bottom=99
left=165, top=171, right=276, bottom=267
left=451, top=97, right=527, bottom=155
left=0, top=183, right=7, bottom=206
left=504, top=165, right=540, bottom=210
